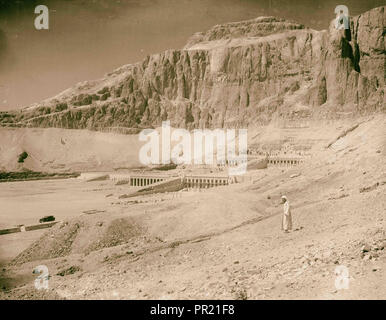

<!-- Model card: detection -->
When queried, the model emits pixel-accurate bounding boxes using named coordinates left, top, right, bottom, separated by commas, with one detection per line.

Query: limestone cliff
left=1, top=7, right=384, bottom=131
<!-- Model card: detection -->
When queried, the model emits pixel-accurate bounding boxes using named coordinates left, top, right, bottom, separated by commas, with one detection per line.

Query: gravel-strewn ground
left=0, top=116, right=385, bottom=300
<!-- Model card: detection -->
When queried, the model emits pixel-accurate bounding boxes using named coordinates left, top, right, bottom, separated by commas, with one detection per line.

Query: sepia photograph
left=0, top=0, right=385, bottom=308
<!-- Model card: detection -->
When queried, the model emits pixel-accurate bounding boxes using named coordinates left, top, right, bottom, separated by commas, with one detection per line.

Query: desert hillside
left=0, top=127, right=142, bottom=172
left=0, top=114, right=384, bottom=300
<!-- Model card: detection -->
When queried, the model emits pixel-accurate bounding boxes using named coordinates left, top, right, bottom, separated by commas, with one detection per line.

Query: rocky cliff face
left=1, top=7, right=384, bottom=131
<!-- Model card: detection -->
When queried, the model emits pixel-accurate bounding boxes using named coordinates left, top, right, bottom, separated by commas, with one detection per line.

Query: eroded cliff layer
left=1, top=7, right=384, bottom=130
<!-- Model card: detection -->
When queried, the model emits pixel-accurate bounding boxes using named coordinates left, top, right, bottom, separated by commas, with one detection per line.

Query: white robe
left=282, top=201, right=293, bottom=231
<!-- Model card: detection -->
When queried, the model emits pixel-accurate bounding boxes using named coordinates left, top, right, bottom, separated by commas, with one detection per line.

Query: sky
left=0, top=0, right=384, bottom=110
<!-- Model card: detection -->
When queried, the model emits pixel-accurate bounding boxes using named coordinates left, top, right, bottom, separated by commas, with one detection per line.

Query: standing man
left=281, top=196, right=292, bottom=233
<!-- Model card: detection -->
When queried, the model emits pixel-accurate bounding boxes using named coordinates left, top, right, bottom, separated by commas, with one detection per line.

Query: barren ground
left=0, top=115, right=385, bottom=300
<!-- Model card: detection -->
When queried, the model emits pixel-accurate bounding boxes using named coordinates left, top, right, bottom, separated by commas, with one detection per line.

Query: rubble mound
left=11, top=216, right=146, bottom=265
left=12, top=221, right=82, bottom=264
left=84, top=218, right=143, bottom=254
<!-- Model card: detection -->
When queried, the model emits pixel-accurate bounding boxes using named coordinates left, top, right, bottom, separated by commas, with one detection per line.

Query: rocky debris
left=57, top=266, right=81, bottom=277
left=328, top=193, right=349, bottom=200
left=0, top=287, right=65, bottom=300
left=233, top=287, right=248, bottom=300
left=85, top=218, right=144, bottom=253
left=11, top=221, right=82, bottom=265
left=359, top=182, right=380, bottom=193
left=10, top=216, right=149, bottom=265
left=360, top=239, right=385, bottom=260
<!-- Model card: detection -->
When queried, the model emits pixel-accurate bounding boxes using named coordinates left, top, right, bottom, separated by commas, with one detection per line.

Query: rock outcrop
left=1, top=7, right=384, bottom=131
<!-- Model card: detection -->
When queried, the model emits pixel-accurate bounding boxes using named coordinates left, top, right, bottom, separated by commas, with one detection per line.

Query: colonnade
left=267, top=158, right=304, bottom=166
left=130, top=176, right=166, bottom=187
left=184, top=176, right=229, bottom=189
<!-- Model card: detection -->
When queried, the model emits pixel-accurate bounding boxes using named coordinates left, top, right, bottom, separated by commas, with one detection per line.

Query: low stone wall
left=0, top=227, right=21, bottom=236
left=0, top=221, right=59, bottom=236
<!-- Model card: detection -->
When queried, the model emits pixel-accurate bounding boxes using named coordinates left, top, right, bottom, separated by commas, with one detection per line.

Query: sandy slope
left=0, top=128, right=142, bottom=172
left=0, top=116, right=351, bottom=173
left=0, top=115, right=385, bottom=300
